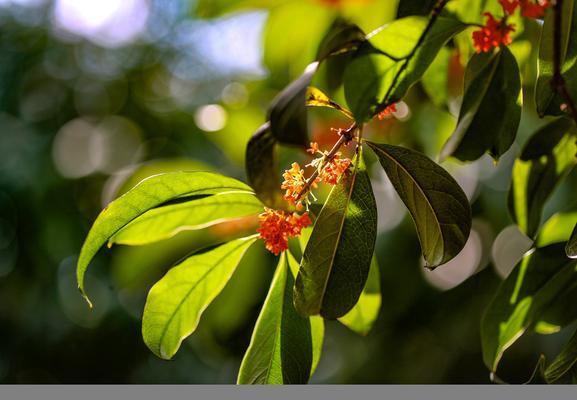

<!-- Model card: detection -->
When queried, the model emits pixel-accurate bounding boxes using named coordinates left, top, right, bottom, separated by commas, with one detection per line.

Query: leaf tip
left=79, top=287, right=93, bottom=309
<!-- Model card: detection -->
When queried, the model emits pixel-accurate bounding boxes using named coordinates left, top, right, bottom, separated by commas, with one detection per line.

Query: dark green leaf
left=237, top=252, right=324, bottom=384
left=306, top=86, right=354, bottom=119
left=316, top=18, right=366, bottom=60
left=536, top=0, right=577, bottom=117
left=508, top=118, right=577, bottom=238
left=481, top=244, right=577, bottom=372
left=109, top=192, right=263, bottom=246
left=268, top=63, right=317, bottom=147
left=366, top=141, right=471, bottom=267
left=396, top=0, right=437, bottom=18
left=545, top=329, right=577, bottom=383
left=245, top=123, right=285, bottom=209
left=441, top=47, right=521, bottom=162
left=142, top=236, right=257, bottom=359
left=568, top=223, right=577, bottom=258
left=294, top=148, right=377, bottom=318
left=337, top=256, right=381, bottom=335
left=77, top=171, right=254, bottom=306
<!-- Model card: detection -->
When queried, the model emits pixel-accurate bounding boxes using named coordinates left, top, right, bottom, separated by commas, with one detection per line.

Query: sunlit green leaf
left=77, top=171, right=253, bottom=306
left=109, top=192, right=263, bottom=246
left=294, top=148, right=377, bottom=318
left=508, top=118, right=577, bottom=238
left=142, top=236, right=257, bottom=359
left=545, top=329, right=577, bottom=383
left=366, top=141, right=471, bottom=267
left=481, top=244, right=577, bottom=372
left=421, top=46, right=451, bottom=108
left=441, top=47, right=521, bottom=162
left=337, top=256, right=381, bottom=335
left=568, top=224, right=577, bottom=258
left=536, top=0, right=577, bottom=117
left=537, top=211, right=577, bottom=247
left=306, top=86, right=354, bottom=119
left=237, top=252, right=324, bottom=384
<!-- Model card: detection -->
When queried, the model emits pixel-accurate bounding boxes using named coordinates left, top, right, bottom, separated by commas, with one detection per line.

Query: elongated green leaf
left=508, top=118, right=577, bottom=238
left=268, top=63, right=317, bottom=147
left=536, top=0, right=577, bottom=117
left=109, top=192, right=263, bottom=246
left=441, top=47, right=521, bottom=162
left=568, top=224, right=577, bottom=258
left=481, top=244, right=577, bottom=372
left=344, top=16, right=465, bottom=122
left=142, top=236, right=257, bottom=359
left=421, top=46, right=451, bottom=108
left=237, top=252, right=324, bottom=384
left=337, top=256, right=381, bottom=335
left=245, top=123, right=285, bottom=209
left=306, top=86, right=354, bottom=119
left=77, top=172, right=253, bottom=305
left=396, top=0, right=437, bottom=18
left=537, top=212, right=577, bottom=247
left=545, top=329, right=577, bottom=383
left=366, top=141, right=471, bottom=267
left=295, top=148, right=377, bottom=318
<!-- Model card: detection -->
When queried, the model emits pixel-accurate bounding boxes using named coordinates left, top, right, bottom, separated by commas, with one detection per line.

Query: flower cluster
left=257, top=208, right=311, bottom=255
left=499, top=0, right=550, bottom=18
left=472, top=0, right=550, bottom=53
left=472, top=13, right=515, bottom=53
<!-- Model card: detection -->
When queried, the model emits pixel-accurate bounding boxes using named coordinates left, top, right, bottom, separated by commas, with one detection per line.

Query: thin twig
left=374, top=0, right=450, bottom=116
left=552, top=0, right=577, bottom=126
left=294, top=123, right=357, bottom=202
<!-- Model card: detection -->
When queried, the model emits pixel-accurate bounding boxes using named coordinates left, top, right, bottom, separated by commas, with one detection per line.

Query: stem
left=374, top=0, right=450, bottom=116
left=295, top=123, right=357, bottom=202
left=552, top=0, right=577, bottom=126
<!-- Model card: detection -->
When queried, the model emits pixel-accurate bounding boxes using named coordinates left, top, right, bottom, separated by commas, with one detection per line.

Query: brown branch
left=294, top=123, right=357, bottom=202
left=552, top=0, right=577, bottom=126
left=374, top=0, right=450, bottom=116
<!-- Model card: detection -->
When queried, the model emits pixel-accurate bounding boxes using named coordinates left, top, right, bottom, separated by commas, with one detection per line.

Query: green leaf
left=344, top=16, right=465, bottom=122
left=421, top=46, right=451, bottom=108
left=382, top=16, right=467, bottom=104
left=537, top=211, right=577, bottom=247
left=337, top=256, right=381, bottom=335
left=109, top=192, right=263, bottom=246
left=481, top=244, right=577, bottom=372
left=245, top=123, right=285, bottom=209
left=294, top=148, right=377, bottom=318
left=396, top=0, right=437, bottom=18
left=268, top=64, right=317, bottom=147
left=508, top=118, right=577, bottom=238
left=441, top=47, right=521, bottom=162
left=237, top=252, right=324, bottom=384
left=142, top=236, right=257, bottom=359
left=306, top=86, right=354, bottom=119
left=77, top=171, right=254, bottom=306
left=316, top=18, right=366, bottom=60
left=366, top=141, right=471, bottom=267
left=536, top=0, right=577, bottom=117
left=545, top=329, right=577, bottom=383
left=568, top=223, right=577, bottom=258
left=343, top=45, right=398, bottom=122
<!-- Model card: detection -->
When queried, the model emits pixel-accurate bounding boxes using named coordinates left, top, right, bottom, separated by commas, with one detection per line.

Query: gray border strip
left=1, top=385, right=577, bottom=400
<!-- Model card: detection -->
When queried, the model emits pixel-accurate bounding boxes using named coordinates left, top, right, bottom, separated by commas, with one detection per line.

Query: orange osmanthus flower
left=520, top=0, right=550, bottom=18
left=320, top=154, right=352, bottom=185
left=257, top=208, right=311, bottom=255
left=499, top=0, right=519, bottom=14
left=472, top=13, right=515, bottom=53
left=281, top=162, right=306, bottom=209
left=377, top=103, right=397, bottom=120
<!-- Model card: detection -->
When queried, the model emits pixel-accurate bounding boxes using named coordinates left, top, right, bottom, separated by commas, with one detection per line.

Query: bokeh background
left=1, top=0, right=577, bottom=384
